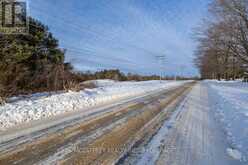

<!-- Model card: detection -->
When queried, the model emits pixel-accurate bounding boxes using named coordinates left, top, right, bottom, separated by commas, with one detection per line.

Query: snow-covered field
left=206, top=80, right=248, bottom=162
left=0, top=80, right=188, bottom=131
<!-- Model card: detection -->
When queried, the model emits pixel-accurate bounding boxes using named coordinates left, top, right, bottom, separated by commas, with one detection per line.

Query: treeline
left=72, top=69, right=183, bottom=82
left=194, top=0, right=248, bottom=80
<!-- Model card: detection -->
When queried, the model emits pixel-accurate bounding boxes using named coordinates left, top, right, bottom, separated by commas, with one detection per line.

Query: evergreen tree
left=0, top=17, right=69, bottom=97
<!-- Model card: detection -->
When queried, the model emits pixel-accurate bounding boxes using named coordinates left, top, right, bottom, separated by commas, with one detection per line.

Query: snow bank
left=0, top=80, right=189, bottom=131
left=204, top=79, right=243, bottom=83
left=206, top=81, right=248, bottom=162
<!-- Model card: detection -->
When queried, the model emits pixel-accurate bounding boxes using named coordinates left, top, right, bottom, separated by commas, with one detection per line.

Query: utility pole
left=179, top=64, right=185, bottom=80
left=156, top=55, right=166, bottom=83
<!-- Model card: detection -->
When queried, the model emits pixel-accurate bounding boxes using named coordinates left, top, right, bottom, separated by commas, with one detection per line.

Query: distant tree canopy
left=194, top=0, right=248, bottom=80
left=73, top=69, right=188, bottom=82
left=0, top=17, right=73, bottom=97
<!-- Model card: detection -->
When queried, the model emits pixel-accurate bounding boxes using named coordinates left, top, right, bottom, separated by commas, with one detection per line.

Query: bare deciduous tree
left=194, top=0, right=248, bottom=80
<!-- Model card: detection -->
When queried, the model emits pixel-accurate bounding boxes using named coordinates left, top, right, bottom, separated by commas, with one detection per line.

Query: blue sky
left=29, top=0, right=211, bottom=76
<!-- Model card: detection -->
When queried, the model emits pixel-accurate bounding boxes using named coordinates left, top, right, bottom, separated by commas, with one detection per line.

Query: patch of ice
left=135, top=93, right=188, bottom=165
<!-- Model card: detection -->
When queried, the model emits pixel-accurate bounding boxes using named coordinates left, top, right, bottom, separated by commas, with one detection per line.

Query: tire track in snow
left=154, top=83, right=244, bottom=165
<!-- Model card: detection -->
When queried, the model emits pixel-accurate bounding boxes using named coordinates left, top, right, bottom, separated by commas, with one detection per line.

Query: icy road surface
left=131, top=82, right=247, bottom=165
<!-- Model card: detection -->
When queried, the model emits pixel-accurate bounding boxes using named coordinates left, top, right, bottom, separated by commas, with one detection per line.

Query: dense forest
left=194, top=0, right=248, bottom=80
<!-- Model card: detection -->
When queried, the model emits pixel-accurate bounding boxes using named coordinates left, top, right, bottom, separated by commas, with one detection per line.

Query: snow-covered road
left=156, top=83, right=244, bottom=165
left=128, top=82, right=247, bottom=165
left=1, top=80, right=247, bottom=165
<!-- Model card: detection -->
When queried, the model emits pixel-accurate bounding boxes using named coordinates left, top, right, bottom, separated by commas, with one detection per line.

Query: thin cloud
left=30, top=0, right=210, bottom=76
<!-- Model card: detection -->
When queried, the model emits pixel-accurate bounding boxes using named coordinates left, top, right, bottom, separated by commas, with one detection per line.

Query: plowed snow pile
left=0, top=80, right=188, bottom=131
